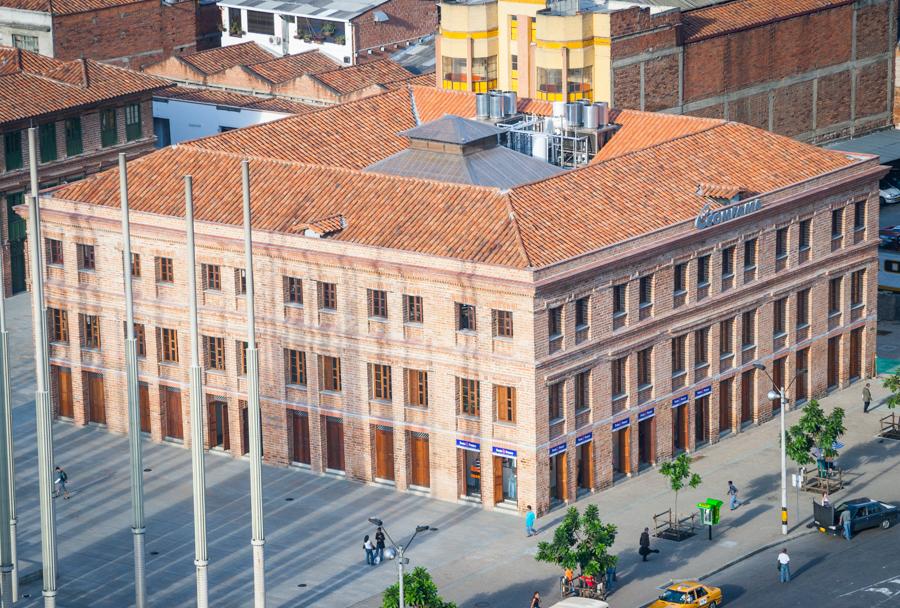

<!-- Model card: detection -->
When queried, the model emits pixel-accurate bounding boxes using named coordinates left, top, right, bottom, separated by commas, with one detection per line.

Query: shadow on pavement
left=718, top=583, right=746, bottom=602
left=792, top=554, right=827, bottom=579
left=461, top=575, right=559, bottom=608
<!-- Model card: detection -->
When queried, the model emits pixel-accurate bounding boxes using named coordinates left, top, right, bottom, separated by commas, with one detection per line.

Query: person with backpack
left=53, top=466, right=70, bottom=499
left=375, top=527, right=386, bottom=564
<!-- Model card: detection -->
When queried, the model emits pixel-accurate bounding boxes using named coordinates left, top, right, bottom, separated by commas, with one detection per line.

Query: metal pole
left=0, top=246, right=16, bottom=604
left=398, top=545, right=405, bottom=608
left=780, top=387, right=788, bottom=535
left=241, top=161, right=266, bottom=608
left=27, top=127, right=57, bottom=608
left=184, top=176, right=209, bottom=608
left=119, top=154, right=147, bottom=608
left=0, top=240, right=13, bottom=608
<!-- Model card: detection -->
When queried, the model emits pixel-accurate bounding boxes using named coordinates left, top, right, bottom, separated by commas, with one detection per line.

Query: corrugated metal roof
left=219, top=0, right=388, bottom=19
left=400, top=115, right=502, bottom=145
left=824, top=129, right=900, bottom=163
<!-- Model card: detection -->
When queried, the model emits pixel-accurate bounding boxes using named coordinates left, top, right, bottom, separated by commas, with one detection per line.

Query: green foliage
left=784, top=399, right=846, bottom=466
left=382, top=567, right=456, bottom=608
left=659, top=453, right=702, bottom=519
left=535, top=504, right=618, bottom=577
left=883, top=371, right=900, bottom=410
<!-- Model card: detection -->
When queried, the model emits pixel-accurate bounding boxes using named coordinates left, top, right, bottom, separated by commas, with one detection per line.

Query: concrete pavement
left=3, top=289, right=900, bottom=607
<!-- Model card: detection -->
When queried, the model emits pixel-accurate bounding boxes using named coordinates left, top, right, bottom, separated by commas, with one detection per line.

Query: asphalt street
left=705, top=517, right=900, bottom=608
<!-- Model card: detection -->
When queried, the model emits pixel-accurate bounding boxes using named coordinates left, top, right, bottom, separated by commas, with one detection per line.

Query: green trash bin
left=697, top=502, right=712, bottom=526
left=706, top=498, right=724, bottom=525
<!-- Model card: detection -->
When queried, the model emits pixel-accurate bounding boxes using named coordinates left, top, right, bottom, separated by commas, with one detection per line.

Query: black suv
left=813, top=497, right=899, bottom=536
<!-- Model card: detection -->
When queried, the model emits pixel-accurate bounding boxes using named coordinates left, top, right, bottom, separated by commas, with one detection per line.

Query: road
left=705, top=520, right=900, bottom=607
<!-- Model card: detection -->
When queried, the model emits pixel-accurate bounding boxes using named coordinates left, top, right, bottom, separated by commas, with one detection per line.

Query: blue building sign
left=672, top=395, right=689, bottom=408
left=492, top=446, right=517, bottom=458
left=612, top=418, right=631, bottom=431
left=695, top=386, right=712, bottom=399
left=456, top=439, right=480, bottom=452
left=575, top=432, right=592, bottom=446
left=549, top=443, right=567, bottom=456
left=638, top=408, right=655, bottom=421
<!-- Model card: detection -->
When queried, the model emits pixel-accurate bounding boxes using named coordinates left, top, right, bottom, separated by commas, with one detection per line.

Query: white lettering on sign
left=695, top=198, right=762, bottom=229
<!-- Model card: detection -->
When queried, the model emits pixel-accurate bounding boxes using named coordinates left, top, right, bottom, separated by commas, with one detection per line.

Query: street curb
left=633, top=528, right=817, bottom=608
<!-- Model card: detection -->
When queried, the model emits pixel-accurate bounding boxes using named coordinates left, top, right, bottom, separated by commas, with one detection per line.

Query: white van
left=552, top=598, right=610, bottom=608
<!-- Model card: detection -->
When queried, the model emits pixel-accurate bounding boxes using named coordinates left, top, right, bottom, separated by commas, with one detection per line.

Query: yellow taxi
left=648, top=581, right=723, bottom=608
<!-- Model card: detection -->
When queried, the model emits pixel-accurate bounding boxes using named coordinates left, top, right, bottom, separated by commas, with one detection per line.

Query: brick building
left=436, top=0, right=897, bottom=143
left=0, top=46, right=171, bottom=295
left=28, top=86, right=883, bottom=514
left=0, top=0, right=211, bottom=70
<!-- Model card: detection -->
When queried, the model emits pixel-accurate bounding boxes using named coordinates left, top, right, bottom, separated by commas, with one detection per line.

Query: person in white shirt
left=777, top=548, right=791, bottom=583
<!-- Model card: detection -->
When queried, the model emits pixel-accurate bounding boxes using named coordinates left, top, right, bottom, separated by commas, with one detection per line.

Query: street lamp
left=368, top=517, right=434, bottom=608
left=753, top=362, right=799, bottom=536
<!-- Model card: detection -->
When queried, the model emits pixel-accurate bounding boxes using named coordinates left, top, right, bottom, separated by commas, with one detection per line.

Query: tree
left=534, top=504, right=617, bottom=577
left=784, top=399, right=846, bottom=467
left=882, top=370, right=900, bottom=410
left=658, top=452, right=702, bottom=521
left=382, top=567, right=456, bottom=608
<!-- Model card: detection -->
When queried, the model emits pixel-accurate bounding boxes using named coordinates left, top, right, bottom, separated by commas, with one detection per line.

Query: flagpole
left=119, top=154, right=147, bottom=607
left=0, top=244, right=17, bottom=604
left=0, top=220, right=15, bottom=608
left=241, top=160, right=266, bottom=608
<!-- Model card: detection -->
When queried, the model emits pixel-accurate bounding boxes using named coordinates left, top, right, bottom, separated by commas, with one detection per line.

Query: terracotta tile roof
left=180, top=42, right=276, bottom=76
left=155, top=86, right=317, bottom=114
left=0, top=0, right=141, bottom=15
left=311, top=59, right=413, bottom=94
left=683, top=0, right=852, bottom=42
left=409, top=86, right=552, bottom=123
left=696, top=182, right=748, bottom=199
left=0, top=46, right=171, bottom=125
left=246, top=51, right=340, bottom=83
left=292, top=214, right=347, bottom=236
left=592, top=110, right=723, bottom=162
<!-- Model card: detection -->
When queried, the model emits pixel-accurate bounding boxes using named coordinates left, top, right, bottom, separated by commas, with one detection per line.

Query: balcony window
left=39, top=122, right=57, bottom=163
left=100, top=109, right=117, bottom=148
left=441, top=56, right=468, bottom=91
left=4, top=132, right=22, bottom=171
left=471, top=56, right=497, bottom=93
left=125, top=103, right=142, bottom=141
left=536, top=67, right=563, bottom=102
left=566, top=66, right=592, bottom=102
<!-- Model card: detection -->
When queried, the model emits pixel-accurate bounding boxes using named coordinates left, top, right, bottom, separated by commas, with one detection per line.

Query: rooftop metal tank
left=582, top=104, right=600, bottom=129
left=475, top=93, right=490, bottom=119
left=564, top=102, right=582, bottom=128
left=489, top=93, right=504, bottom=119
left=503, top=91, right=517, bottom=116
left=594, top=101, right=609, bottom=125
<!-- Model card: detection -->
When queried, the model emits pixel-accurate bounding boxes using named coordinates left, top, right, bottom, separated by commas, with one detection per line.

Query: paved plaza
left=4, top=292, right=900, bottom=607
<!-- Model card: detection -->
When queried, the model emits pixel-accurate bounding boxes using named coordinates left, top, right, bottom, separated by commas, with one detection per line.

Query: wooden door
left=694, top=397, right=708, bottom=444
left=325, top=418, right=345, bottom=471
left=827, top=337, right=839, bottom=388
left=374, top=428, right=394, bottom=480
left=55, top=366, right=74, bottom=418
left=208, top=401, right=229, bottom=450
left=164, top=387, right=183, bottom=439
left=772, top=357, right=785, bottom=412
left=740, top=370, right=753, bottom=425
left=409, top=434, right=430, bottom=488
left=292, top=412, right=310, bottom=465
left=849, top=328, right=862, bottom=380
left=138, top=382, right=150, bottom=433
left=556, top=453, right=567, bottom=501
left=493, top=456, right=503, bottom=504
left=87, top=372, right=105, bottom=424
left=578, top=443, right=593, bottom=490
left=719, top=378, right=732, bottom=433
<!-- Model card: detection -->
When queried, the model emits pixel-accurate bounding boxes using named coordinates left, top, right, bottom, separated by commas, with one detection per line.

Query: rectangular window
left=11, top=33, right=38, bottom=52
left=672, top=335, right=686, bottom=375
left=235, top=269, right=246, bottom=295
left=125, top=103, right=142, bottom=141
left=697, top=255, right=710, bottom=286
left=612, top=357, right=626, bottom=397
left=496, top=385, right=516, bottom=423
left=286, top=349, right=307, bottom=385
left=575, top=296, right=589, bottom=328
left=404, top=295, right=423, bottom=323
left=318, top=282, right=336, bottom=311
left=673, top=262, right=686, bottom=294
left=493, top=309, right=514, bottom=338
left=637, top=347, right=652, bottom=387
left=39, top=122, right=57, bottom=163
left=457, top=303, right=476, bottom=331
left=548, top=382, right=562, bottom=420
left=285, top=276, right=303, bottom=305
left=854, top=200, right=865, bottom=230
left=741, top=310, right=756, bottom=347
left=47, top=239, right=63, bottom=265
left=3, top=131, right=22, bottom=171
left=247, top=10, right=275, bottom=34
left=204, top=335, right=225, bottom=370
left=77, top=243, right=95, bottom=271
left=828, top=277, right=842, bottom=315
left=575, top=371, right=590, bottom=411
left=796, top=288, right=810, bottom=327
left=65, top=118, right=82, bottom=156
left=613, top=284, right=626, bottom=315
left=743, top=239, right=757, bottom=270
left=851, top=269, right=865, bottom=307
left=237, top=341, right=248, bottom=375
left=694, top=327, right=709, bottom=367
left=49, top=308, right=68, bottom=343
left=831, top=208, right=844, bottom=239
left=639, top=275, right=652, bottom=307
left=156, top=257, right=174, bottom=283
left=457, top=377, right=480, bottom=416
left=722, top=246, right=735, bottom=277
left=774, top=297, right=787, bottom=336
left=202, top=264, right=221, bottom=291
left=406, top=369, right=428, bottom=407
left=799, top=219, right=811, bottom=250
left=100, top=108, right=118, bottom=148
left=775, top=227, right=788, bottom=259
left=369, top=363, right=392, bottom=401
left=133, top=323, right=146, bottom=357
left=720, top=318, right=733, bottom=355
left=131, top=253, right=141, bottom=278
left=80, top=313, right=101, bottom=350
left=367, top=289, right=388, bottom=319
left=319, top=355, right=341, bottom=391
left=229, top=6, right=241, bottom=32
left=158, top=328, right=179, bottom=362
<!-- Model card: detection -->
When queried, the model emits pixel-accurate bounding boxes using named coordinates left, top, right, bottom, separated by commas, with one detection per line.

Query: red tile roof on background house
left=311, top=59, right=413, bottom=95
left=0, top=0, right=142, bottom=15
left=155, top=86, right=317, bottom=115
left=409, top=86, right=552, bottom=123
left=592, top=110, right=723, bottom=162
left=245, top=51, right=340, bottom=83
left=179, top=42, right=277, bottom=75
left=682, top=0, right=852, bottom=42
left=0, top=46, right=171, bottom=124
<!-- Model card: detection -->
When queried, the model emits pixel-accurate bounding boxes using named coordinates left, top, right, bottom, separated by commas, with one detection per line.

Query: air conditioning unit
left=268, top=36, right=282, bottom=44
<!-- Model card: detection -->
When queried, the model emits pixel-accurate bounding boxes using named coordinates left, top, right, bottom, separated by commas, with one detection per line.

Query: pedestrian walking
left=605, top=564, right=617, bottom=593
left=525, top=505, right=536, bottom=537
left=529, top=591, right=541, bottom=608
left=862, top=383, right=872, bottom=413
left=375, top=526, right=386, bottom=564
left=727, top=480, right=742, bottom=510
left=363, top=535, right=375, bottom=565
left=840, top=508, right=852, bottom=540
left=639, top=527, right=659, bottom=562
left=53, top=466, right=70, bottom=499
left=777, top=548, right=791, bottom=583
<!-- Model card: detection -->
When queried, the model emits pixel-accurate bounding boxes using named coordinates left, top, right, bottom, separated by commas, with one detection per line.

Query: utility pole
left=0, top=235, right=14, bottom=608
left=27, top=127, right=57, bottom=608
left=241, top=161, right=266, bottom=608
left=119, top=154, right=147, bottom=607
left=0, top=249, right=16, bottom=604
left=184, top=176, right=209, bottom=608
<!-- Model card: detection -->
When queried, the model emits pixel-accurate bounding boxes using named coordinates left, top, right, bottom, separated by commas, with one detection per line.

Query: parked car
left=649, top=581, right=722, bottom=608
left=552, top=597, right=609, bottom=608
left=880, top=177, right=900, bottom=205
left=813, top=497, right=900, bottom=536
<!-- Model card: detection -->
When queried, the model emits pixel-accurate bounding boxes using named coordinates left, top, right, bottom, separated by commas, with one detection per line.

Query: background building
left=0, top=46, right=170, bottom=295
